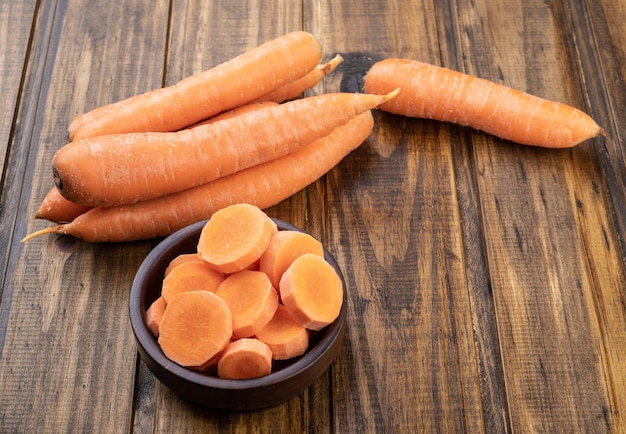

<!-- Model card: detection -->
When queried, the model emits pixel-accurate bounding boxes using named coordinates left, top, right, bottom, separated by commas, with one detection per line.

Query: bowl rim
left=129, top=218, right=347, bottom=394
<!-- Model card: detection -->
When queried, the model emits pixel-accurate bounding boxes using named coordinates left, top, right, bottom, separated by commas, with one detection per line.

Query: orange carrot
left=364, top=58, right=604, bottom=148
left=68, top=31, right=322, bottom=140
left=52, top=91, right=396, bottom=207
left=41, top=103, right=279, bottom=220
left=188, top=101, right=278, bottom=128
left=259, top=230, right=324, bottom=289
left=197, top=203, right=277, bottom=274
left=160, top=260, right=225, bottom=303
left=34, top=188, right=92, bottom=223
left=164, top=253, right=200, bottom=277
left=215, top=270, right=279, bottom=339
left=279, top=253, right=343, bottom=331
left=256, top=304, right=309, bottom=360
left=158, top=290, right=232, bottom=367
left=189, top=347, right=226, bottom=374
left=216, top=338, right=273, bottom=379
left=145, top=296, right=167, bottom=337
left=22, top=111, right=374, bottom=242
left=254, top=54, right=344, bottom=103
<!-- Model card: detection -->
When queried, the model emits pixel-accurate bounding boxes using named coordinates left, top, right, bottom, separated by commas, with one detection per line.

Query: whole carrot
left=364, top=58, right=604, bottom=148
left=23, top=111, right=374, bottom=242
left=52, top=91, right=397, bottom=207
left=68, top=31, right=322, bottom=140
left=35, top=102, right=280, bottom=223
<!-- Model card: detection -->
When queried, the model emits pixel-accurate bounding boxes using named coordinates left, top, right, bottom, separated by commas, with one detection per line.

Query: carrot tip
left=21, top=226, right=63, bottom=242
left=384, top=88, right=401, bottom=101
left=323, top=54, right=344, bottom=74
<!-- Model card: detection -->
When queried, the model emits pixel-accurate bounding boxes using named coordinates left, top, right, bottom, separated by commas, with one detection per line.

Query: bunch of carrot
left=24, top=32, right=605, bottom=244
left=146, top=204, right=343, bottom=380
left=24, top=31, right=393, bottom=243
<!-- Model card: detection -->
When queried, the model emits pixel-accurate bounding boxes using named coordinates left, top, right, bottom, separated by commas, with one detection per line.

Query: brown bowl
left=129, top=218, right=347, bottom=410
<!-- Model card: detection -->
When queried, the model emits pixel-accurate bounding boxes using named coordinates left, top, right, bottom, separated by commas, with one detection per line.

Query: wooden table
left=1, top=1, right=625, bottom=432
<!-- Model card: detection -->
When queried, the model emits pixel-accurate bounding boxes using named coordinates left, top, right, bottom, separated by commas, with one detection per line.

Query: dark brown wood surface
left=1, top=0, right=625, bottom=432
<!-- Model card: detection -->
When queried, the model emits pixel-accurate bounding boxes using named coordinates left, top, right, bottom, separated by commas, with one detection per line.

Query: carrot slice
left=189, top=347, right=226, bottom=375
left=256, top=304, right=309, bottom=360
left=279, top=253, right=343, bottom=331
left=217, top=338, right=273, bottom=379
left=164, top=253, right=200, bottom=277
left=197, top=203, right=276, bottom=274
left=161, top=260, right=224, bottom=304
left=215, top=270, right=279, bottom=339
left=158, top=291, right=232, bottom=367
left=145, top=296, right=167, bottom=337
left=259, top=230, right=324, bottom=289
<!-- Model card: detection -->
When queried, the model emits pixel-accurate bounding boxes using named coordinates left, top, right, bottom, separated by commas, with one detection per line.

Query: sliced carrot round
left=215, top=270, right=279, bottom=339
left=158, top=291, right=232, bottom=367
left=256, top=304, right=309, bottom=360
left=279, top=253, right=343, bottom=331
left=197, top=203, right=276, bottom=274
left=217, top=338, right=273, bottom=379
left=259, top=230, right=324, bottom=289
left=145, top=296, right=167, bottom=337
left=164, top=253, right=200, bottom=277
left=161, top=260, right=225, bottom=304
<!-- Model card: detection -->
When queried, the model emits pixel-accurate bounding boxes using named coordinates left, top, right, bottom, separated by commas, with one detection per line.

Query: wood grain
left=150, top=1, right=317, bottom=431
left=455, top=0, right=626, bottom=432
left=0, top=1, right=169, bottom=432
left=0, top=0, right=624, bottom=432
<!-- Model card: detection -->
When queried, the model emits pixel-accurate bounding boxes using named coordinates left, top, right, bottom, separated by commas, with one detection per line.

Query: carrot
left=364, top=58, right=605, bottom=148
left=215, top=270, right=279, bottom=339
left=145, top=296, right=167, bottom=337
left=68, top=31, right=322, bottom=140
left=160, top=260, right=225, bottom=303
left=164, top=253, right=200, bottom=277
left=259, top=230, right=324, bottom=289
left=216, top=338, right=273, bottom=379
left=157, top=290, right=232, bottom=367
left=22, top=111, right=374, bottom=242
left=253, top=54, right=344, bottom=103
left=279, top=253, right=343, bottom=331
left=34, top=188, right=92, bottom=223
left=189, top=348, right=226, bottom=374
left=196, top=203, right=276, bottom=274
left=52, top=91, right=396, bottom=207
left=188, top=101, right=278, bottom=128
left=256, top=304, right=309, bottom=360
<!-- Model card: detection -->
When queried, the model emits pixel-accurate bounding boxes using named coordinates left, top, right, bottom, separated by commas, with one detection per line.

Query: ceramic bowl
left=129, top=218, right=347, bottom=410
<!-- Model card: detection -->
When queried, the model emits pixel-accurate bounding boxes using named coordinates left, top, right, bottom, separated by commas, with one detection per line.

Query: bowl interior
left=129, top=218, right=347, bottom=410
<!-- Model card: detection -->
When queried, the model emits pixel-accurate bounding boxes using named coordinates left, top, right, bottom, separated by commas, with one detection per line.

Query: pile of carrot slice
left=146, top=203, right=343, bottom=380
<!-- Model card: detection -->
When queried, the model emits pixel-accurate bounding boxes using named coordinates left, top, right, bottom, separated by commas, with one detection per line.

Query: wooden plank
left=310, top=1, right=485, bottom=432
left=0, top=0, right=170, bottom=432
left=147, top=1, right=316, bottom=431
left=0, top=0, right=37, bottom=306
left=454, top=0, right=626, bottom=432
left=568, top=1, right=626, bottom=431
left=434, top=2, right=512, bottom=431
left=0, top=1, right=36, bottom=172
